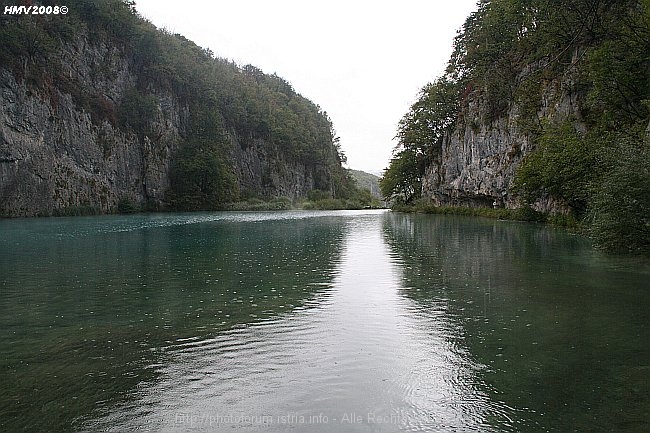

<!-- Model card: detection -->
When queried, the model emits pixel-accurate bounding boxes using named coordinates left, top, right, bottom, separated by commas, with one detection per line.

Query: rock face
left=422, top=67, right=583, bottom=212
left=0, top=52, right=182, bottom=217
left=231, top=134, right=330, bottom=201
left=422, top=101, right=532, bottom=209
left=0, top=35, right=334, bottom=217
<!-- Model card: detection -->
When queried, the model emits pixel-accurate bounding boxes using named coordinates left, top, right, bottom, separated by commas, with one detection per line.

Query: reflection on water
left=383, top=213, right=650, bottom=432
left=81, top=211, right=505, bottom=432
left=0, top=211, right=346, bottom=432
left=1, top=210, right=649, bottom=432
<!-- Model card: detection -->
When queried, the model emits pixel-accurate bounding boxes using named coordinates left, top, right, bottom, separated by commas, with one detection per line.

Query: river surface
left=1, top=210, right=648, bottom=432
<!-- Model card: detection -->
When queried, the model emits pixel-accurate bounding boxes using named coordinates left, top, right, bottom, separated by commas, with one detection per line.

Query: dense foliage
left=349, top=170, right=382, bottom=199
left=166, top=108, right=239, bottom=210
left=382, top=0, right=650, bottom=254
left=379, top=150, right=421, bottom=204
left=0, top=0, right=351, bottom=210
left=380, top=78, right=458, bottom=204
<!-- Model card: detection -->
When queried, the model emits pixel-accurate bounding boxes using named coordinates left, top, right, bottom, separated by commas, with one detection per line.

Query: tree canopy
left=382, top=0, right=650, bottom=253
left=380, top=77, right=458, bottom=203
left=0, top=0, right=351, bottom=210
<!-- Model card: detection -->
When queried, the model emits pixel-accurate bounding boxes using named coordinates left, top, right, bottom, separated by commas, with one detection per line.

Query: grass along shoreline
left=390, top=200, right=579, bottom=227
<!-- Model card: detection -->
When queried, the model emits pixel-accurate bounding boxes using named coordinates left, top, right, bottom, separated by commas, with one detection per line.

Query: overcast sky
left=135, top=0, right=478, bottom=174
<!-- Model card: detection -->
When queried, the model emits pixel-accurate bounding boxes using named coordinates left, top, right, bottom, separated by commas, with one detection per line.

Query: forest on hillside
left=0, top=0, right=362, bottom=211
left=381, top=0, right=650, bottom=254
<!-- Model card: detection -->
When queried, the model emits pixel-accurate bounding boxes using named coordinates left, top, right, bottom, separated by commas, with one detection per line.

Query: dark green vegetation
left=300, top=186, right=383, bottom=210
left=391, top=199, right=555, bottom=223
left=381, top=0, right=650, bottom=254
left=0, top=0, right=360, bottom=211
left=349, top=170, right=382, bottom=199
left=223, top=182, right=383, bottom=211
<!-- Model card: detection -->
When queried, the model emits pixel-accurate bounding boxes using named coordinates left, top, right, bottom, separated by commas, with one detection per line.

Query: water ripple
left=77, top=211, right=509, bottom=433
left=5, top=211, right=648, bottom=433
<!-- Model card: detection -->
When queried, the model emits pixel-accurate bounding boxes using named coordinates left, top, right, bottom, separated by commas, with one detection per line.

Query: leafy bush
left=167, top=109, right=239, bottom=210
left=589, top=144, right=650, bottom=254
left=393, top=199, right=548, bottom=223
left=224, top=197, right=292, bottom=211
left=117, top=198, right=139, bottom=214
left=303, top=198, right=349, bottom=210
left=514, top=121, right=602, bottom=216
left=52, top=204, right=100, bottom=217
left=118, top=88, right=158, bottom=135
left=307, top=189, right=331, bottom=202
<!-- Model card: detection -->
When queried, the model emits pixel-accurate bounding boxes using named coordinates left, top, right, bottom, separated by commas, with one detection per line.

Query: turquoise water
left=1, top=210, right=648, bottom=432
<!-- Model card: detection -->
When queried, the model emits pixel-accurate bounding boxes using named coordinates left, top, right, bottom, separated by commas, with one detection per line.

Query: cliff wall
left=0, top=8, right=340, bottom=217
left=422, top=67, right=582, bottom=213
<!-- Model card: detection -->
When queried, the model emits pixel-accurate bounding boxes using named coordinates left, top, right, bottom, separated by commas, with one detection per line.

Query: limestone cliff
left=0, top=2, right=345, bottom=217
left=0, top=42, right=183, bottom=216
left=393, top=0, right=649, bottom=234
left=385, top=0, right=648, bottom=252
left=422, top=66, right=583, bottom=213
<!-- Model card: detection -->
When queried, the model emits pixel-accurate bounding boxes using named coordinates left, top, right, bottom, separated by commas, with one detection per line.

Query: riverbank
left=390, top=200, right=578, bottom=226
left=222, top=197, right=379, bottom=211
left=10, top=197, right=385, bottom=218
left=392, top=199, right=649, bottom=256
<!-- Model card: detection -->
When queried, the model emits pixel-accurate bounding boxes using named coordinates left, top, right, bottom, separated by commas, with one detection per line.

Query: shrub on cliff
left=588, top=144, right=650, bottom=254
left=167, top=109, right=238, bottom=210
left=385, top=0, right=650, bottom=254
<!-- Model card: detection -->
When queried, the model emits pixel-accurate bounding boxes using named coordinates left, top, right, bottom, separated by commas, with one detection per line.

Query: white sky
left=135, top=0, right=478, bottom=174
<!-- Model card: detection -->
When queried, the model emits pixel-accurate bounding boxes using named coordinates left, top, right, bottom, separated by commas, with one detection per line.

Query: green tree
left=589, top=143, right=650, bottom=254
left=397, top=77, right=458, bottom=171
left=514, top=121, right=602, bottom=215
left=380, top=150, right=421, bottom=204
left=167, top=108, right=238, bottom=210
left=383, top=76, right=458, bottom=205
